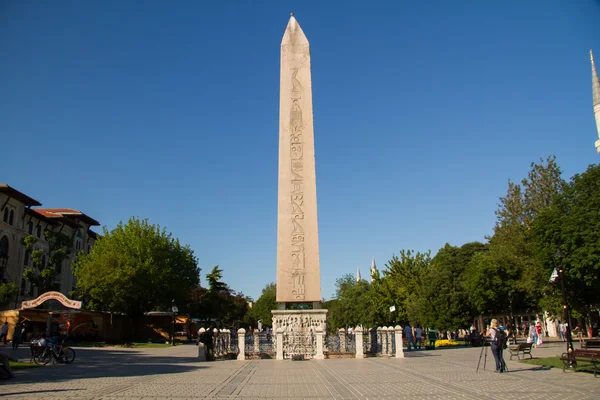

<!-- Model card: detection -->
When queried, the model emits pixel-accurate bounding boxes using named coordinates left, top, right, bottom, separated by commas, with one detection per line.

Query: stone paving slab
left=0, top=343, right=598, bottom=399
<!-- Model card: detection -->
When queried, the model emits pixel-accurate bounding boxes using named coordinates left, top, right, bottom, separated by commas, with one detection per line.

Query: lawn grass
left=9, top=361, right=41, bottom=370
left=522, top=356, right=596, bottom=374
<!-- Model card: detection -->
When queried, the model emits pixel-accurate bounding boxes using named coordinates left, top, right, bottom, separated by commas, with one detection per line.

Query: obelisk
left=272, top=14, right=327, bottom=360
left=591, top=50, right=600, bottom=154
left=276, top=14, right=321, bottom=304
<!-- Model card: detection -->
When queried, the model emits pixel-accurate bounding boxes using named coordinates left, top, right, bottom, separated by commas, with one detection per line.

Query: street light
left=508, top=292, right=515, bottom=344
left=171, top=299, right=178, bottom=346
left=552, top=249, right=574, bottom=354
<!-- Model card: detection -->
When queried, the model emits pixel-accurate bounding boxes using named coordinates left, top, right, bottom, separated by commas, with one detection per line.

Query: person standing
left=489, top=319, right=506, bottom=373
left=11, top=323, right=22, bottom=349
left=528, top=323, right=538, bottom=348
left=535, top=321, right=543, bottom=346
left=404, top=323, right=414, bottom=351
left=414, top=325, right=423, bottom=350
left=0, top=322, right=8, bottom=345
left=557, top=321, right=564, bottom=341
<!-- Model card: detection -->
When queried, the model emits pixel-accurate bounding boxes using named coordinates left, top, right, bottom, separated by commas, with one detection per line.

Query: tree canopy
left=326, top=157, right=600, bottom=332
left=250, top=282, right=277, bottom=327
left=73, top=217, right=200, bottom=317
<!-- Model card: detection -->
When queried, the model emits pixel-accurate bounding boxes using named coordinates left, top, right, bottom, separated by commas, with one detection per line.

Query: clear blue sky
left=2, top=0, right=599, bottom=301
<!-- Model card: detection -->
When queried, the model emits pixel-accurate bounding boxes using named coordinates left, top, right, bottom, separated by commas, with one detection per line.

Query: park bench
left=508, top=342, right=533, bottom=360
left=560, top=349, right=600, bottom=377
left=583, top=339, right=600, bottom=350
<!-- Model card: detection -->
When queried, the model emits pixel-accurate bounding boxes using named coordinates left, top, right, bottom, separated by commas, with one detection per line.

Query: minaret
left=356, top=266, right=361, bottom=283
left=591, top=50, right=600, bottom=154
left=370, top=258, right=377, bottom=282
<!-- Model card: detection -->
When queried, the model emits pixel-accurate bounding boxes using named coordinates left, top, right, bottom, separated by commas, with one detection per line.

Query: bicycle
left=33, top=337, right=76, bottom=365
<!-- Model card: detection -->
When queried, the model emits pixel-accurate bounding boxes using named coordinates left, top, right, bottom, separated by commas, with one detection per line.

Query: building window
left=8, top=209, right=14, bottom=225
left=36, top=225, right=41, bottom=238
left=27, top=221, right=33, bottom=234
left=24, top=250, right=30, bottom=266
left=20, top=278, right=26, bottom=295
left=41, top=255, right=47, bottom=269
left=87, top=245, right=91, bottom=254
left=2, top=208, right=8, bottom=223
left=0, top=236, right=8, bottom=258
left=56, top=261, right=62, bottom=274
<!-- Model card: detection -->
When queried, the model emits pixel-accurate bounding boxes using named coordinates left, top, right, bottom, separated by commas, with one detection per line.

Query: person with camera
left=488, top=319, right=508, bottom=373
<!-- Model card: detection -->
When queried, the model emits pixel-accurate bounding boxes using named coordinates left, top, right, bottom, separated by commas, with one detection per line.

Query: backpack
left=493, top=328, right=508, bottom=349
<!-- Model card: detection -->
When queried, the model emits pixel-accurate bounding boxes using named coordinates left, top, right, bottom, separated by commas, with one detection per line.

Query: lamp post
left=171, top=299, right=178, bottom=346
left=552, top=249, right=574, bottom=354
left=508, top=291, right=515, bottom=344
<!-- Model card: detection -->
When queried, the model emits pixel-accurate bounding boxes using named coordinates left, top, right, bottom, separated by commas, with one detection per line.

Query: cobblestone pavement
left=1, top=342, right=598, bottom=399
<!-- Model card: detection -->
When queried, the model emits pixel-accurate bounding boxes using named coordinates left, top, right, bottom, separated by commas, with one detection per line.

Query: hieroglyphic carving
left=282, top=44, right=310, bottom=69
left=289, top=67, right=305, bottom=300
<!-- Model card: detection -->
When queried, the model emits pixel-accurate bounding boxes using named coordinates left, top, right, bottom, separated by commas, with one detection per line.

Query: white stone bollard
left=395, top=325, right=404, bottom=358
left=276, top=328, right=284, bottom=360
left=237, top=328, right=246, bottom=361
left=377, top=327, right=383, bottom=354
left=315, top=327, right=325, bottom=360
left=355, top=326, right=364, bottom=359
left=339, top=328, right=346, bottom=353
left=254, top=330, right=260, bottom=354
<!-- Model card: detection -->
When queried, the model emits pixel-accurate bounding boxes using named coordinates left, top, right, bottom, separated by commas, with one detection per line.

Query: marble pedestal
left=272, top=309, right=328, bottom=360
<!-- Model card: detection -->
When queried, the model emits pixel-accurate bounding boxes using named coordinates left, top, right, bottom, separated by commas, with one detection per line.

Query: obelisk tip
left=291, top=12, right=294, bottom=17
left=592, top=49, right=595, bottom=63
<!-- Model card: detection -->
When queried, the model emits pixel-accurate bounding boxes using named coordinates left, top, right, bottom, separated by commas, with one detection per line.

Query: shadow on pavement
left=2, top=345, right=209, bottom=385
left=0, top=389, right=85, bottom=397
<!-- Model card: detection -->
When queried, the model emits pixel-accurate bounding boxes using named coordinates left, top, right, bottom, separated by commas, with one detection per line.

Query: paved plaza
left=1, top=342, right=598, bottom=399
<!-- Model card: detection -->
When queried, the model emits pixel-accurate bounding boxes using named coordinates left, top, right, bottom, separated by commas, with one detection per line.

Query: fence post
left=395, top=325, right=404, bottom=358
left=339, top=328, right=346, bottom=353
left=388, top=326, right=395, bottom=355
left=381, top=326, right=390, bottom=356
left=213, top=328, right=220, bottom=356
left=237, top=328, right=246, bottom=360
left=355, top=326, right=364, bottom=359
left=276, top=328, right=284, bottom=360
left=253, top=330, right=260, bottom=354
left=315, top=327, right=325, bottom=359
left=197, top=328, right=206, bottom=361
left=225, top=329, right=231, bottom=354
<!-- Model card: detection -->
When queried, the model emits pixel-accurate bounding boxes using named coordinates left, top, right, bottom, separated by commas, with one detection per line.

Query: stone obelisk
left=276, top=15, right=321, bottom=304
left=272, top=14, right=327, bottom=360
left=591, top=50, right=600, bottom=155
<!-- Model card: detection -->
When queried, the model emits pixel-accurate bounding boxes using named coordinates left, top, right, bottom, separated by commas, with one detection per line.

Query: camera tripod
left=476, top=339, right=509, bottom=373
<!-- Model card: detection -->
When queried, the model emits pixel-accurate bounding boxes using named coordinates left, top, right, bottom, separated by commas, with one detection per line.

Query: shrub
left=435, top=339, right=459, bottom=348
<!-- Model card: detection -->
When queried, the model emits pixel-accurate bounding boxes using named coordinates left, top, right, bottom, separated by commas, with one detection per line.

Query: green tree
left=73, top=217, right=200, bottom=317
left=327, top=274, right=377, bottom=329
left=251, top=283, right=276, bottom=327
left=0, top=282, right=18, bottom=309
left=381, top=250, right=430, bottom=324
left=411, top=242, right=486, bottom=330
left=486, top=155, right=564, bottom=312
left=534, top=164, right=600, bottom=326
left=22, top=230, right=73, bottom=293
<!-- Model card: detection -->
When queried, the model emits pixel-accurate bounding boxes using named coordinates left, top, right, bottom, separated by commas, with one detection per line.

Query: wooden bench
left=508, top=342, right=533, bottom=360
left=561, top=350, right=600, bottom=377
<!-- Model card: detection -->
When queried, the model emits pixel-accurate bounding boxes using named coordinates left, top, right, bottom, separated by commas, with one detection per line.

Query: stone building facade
left=0, top=184, right=99, bottom=309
